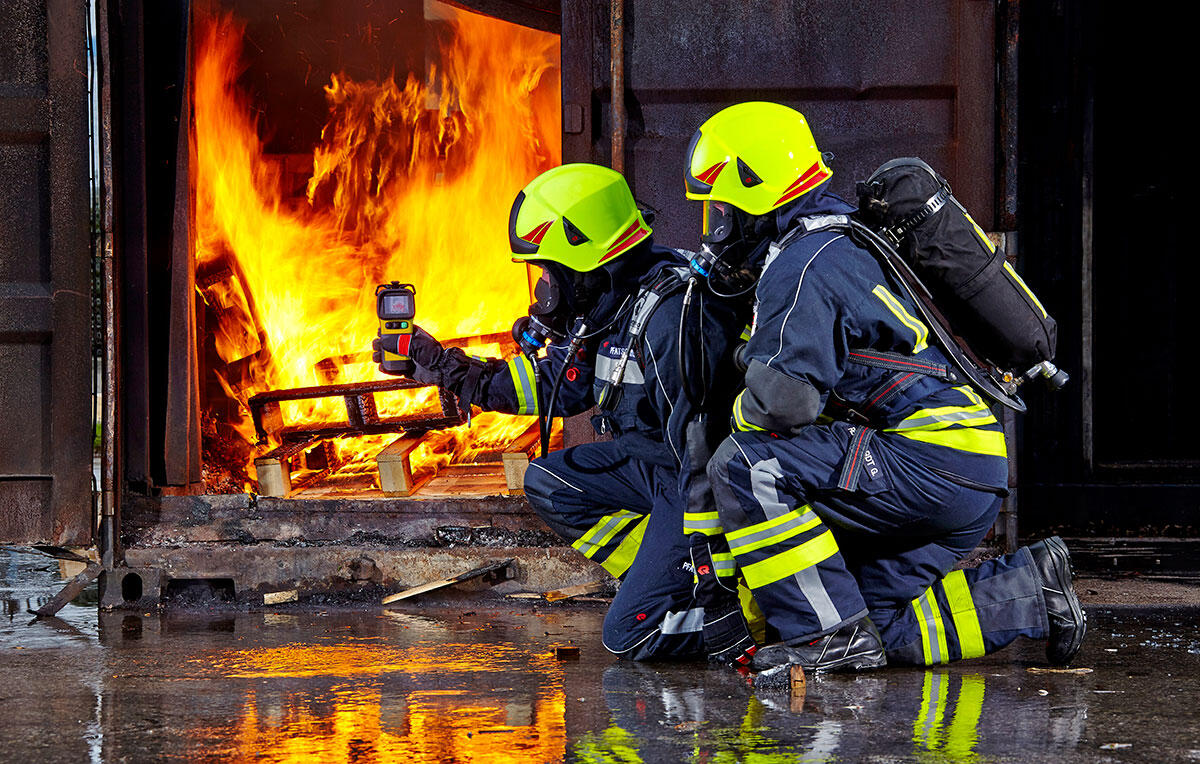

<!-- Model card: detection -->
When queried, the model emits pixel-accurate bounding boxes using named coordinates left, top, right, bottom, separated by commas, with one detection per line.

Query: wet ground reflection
left=4, top=548, right=1200, bottom=762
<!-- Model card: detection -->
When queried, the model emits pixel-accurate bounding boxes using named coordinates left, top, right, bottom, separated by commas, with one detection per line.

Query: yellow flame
left=192, top=6, right=560, bottom=485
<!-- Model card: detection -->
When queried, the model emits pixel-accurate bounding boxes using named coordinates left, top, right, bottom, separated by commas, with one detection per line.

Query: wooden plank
left=29, top=563, right=103, bottom=618
left=263, top=590, right=298, bottom=605
left=543, top=580, right=608, bottom=602
left=377, top=434, right=432, bottom=496
left=502, top=421, right=542, bottom=495
left=420, top=470, right=508, bottom=499
left=381, top=559, right=515, bottom=605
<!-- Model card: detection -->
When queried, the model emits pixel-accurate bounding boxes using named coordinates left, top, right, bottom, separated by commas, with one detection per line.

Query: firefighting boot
left=1028, top=536, right=1087, bottom=666
left=751, top=616, right=886, bottom=673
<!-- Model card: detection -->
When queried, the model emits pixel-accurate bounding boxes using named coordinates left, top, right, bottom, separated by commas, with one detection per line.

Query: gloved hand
left=691, top=536, right=757, bottom=667
left=372, top=326, right=445, bottom=383
left=374, top=325, right=504, bottom=413
left=406, top=326, right=448, bottom=386
left=703, top=598, right=758, bottom=668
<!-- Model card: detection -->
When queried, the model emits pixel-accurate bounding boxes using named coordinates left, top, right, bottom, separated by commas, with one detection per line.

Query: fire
left=192, top=4, right=561, bottom=489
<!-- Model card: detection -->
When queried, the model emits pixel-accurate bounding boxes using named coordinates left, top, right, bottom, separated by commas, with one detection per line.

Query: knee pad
left=707, top=437, right=747, bottom=526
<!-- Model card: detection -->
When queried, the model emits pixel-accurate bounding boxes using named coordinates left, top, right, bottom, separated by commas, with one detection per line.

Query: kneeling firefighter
left=681, top=102, right=1087, bottom=673
left=375, top=163, right=760, bottom=661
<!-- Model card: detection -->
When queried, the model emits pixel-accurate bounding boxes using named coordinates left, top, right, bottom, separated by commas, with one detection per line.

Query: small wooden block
left=255, top=438, right=320, bottom=496
left=377, top=435, right=428, bottom=496
left=555, top=646, right=581, bottom=660
left=789, top=664, right=807, bottom=712
left=254, top=456, right=291, bottom=497
left=263, top=590, right=298, bottom=605
left=501, top=421, right=542, bottom=494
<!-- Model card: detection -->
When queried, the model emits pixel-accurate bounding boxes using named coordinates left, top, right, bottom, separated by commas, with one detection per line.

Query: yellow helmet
left=509, top=163, right=652, bottom=272
left=684, top=102, right=831, bottom=216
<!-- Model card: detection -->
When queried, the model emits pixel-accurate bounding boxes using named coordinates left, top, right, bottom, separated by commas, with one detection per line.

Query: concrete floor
left=3, top=546, right=1200, bottom=763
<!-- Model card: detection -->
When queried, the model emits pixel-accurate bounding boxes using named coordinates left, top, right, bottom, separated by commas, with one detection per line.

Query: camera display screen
left=380, top=292, right=414, bottom=318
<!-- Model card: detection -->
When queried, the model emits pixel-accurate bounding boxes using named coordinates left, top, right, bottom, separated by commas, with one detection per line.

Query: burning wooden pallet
left=250, top=358, right=542, bottom=498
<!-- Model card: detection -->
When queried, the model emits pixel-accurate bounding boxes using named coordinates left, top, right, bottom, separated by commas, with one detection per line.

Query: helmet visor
left=701, top=200, right=738, bottom=244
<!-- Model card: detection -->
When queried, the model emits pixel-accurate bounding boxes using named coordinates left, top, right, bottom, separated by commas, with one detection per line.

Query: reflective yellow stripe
left=506, top=356, right=539, bottom=415
left=895, top=427, right=1007, bottom=457
left=726, top=505, right=818, bottom=547
left=873, top=285, right=929, bottom=353
left=727, top=512, right=822, bottom=557
left=572, top=510, right=640, bottom=559
left=942, top=570, right=985, bottom=659
left=739, top=324, right=752, bottom=342
left=887, top=387, right=1005, bottom=457
left=740, top=530, right=838, bottom=589
left=1003, top=261, right=1048, bottom=318
left=732, top=390, right=765, bottom=432
left=683, top=511, right=723, bottom=536
left=915, top=595, right=934, bottom=665
left=965, top=211, right=996, bottom=253
left=891, top=402, right=995, bottom=431
left=599, top=516, right=648, bottom=578
left=914, top=587, right=950, bottom=665
left=738, top=582, right=767, bottom=644
left=711, top=551, right=738, bottom=578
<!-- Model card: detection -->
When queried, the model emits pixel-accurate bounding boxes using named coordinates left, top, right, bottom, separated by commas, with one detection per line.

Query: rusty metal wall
left=0, top=0, right=93, bottom=544
left=562, top=0, right=997, bottom=248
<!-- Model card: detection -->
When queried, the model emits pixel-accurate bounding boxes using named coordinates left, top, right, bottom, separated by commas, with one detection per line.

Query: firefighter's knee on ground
left=520, top=461, right=574, bottom=538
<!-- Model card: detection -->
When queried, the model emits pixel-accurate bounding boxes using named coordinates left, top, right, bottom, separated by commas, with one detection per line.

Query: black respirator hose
left=677, top=277, right=707, bottom=408
left=540, top=322, right=588, bottom=459
left=525, top=347, right=548, bottom=458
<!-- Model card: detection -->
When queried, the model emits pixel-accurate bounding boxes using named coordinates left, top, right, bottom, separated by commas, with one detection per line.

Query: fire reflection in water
left=189, top=640, right=567, bottom=762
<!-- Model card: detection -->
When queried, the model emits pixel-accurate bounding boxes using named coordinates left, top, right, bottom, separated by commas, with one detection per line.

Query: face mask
left=689, top=201, right=771, bottom=295
left=512, top=265, right=577, bottom=355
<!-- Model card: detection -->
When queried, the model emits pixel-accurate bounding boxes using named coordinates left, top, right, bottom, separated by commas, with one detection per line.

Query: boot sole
left=1046, top=535, right=1087, bottom=664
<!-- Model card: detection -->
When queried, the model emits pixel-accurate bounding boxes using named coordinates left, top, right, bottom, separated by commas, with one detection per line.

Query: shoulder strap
left=596, top=266, right=689, bottom=410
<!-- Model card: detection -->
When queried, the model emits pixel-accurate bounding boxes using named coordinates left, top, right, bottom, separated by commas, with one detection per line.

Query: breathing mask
left=688, top=200, right=773, bottom=296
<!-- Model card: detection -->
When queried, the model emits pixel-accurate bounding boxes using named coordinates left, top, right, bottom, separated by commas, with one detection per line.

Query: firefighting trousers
left=707, top=424, right=1049, bottom=665
left=523, top=440, right=706, bottom=660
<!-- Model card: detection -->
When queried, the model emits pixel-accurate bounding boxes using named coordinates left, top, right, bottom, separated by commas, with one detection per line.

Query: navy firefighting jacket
left=734, top=186, right=1009, bottom=490
left=481, top=242, right=747, bottom=485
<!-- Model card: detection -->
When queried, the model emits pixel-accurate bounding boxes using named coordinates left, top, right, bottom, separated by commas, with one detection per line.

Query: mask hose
left=677, top=276, right=707, bottom=408
left=540, top=320, right=589, bottom=458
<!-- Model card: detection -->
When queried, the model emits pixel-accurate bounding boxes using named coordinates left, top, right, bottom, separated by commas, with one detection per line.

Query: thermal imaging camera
left=375, top=282, right=416, bottom=376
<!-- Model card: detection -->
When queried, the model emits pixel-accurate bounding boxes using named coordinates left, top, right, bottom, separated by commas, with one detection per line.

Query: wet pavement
left=3, top=547, right=1200, bottom=763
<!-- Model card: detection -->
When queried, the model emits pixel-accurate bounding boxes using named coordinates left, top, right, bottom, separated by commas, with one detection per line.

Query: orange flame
left=192, top=5, right=561, bottom=487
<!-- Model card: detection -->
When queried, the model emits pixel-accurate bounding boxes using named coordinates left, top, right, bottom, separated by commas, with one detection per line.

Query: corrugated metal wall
left=562, top=0, right=998, bottom=248
left=0, top=0, right=92, bottom=544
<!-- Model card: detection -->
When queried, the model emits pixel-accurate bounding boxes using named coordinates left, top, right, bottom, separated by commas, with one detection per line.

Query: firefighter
left=683, top=102, right=1087, bottom=672
left=377, top=163, right=758, bottom=662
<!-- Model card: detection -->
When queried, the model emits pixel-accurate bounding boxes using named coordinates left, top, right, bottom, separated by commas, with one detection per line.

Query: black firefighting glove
left=691, top=536, right=757, bottom=668
left=372, top=325, right=444, bottom=382
left=405, top=326, right=449, bottom=386
left=374, top=325, right=504, bottom=412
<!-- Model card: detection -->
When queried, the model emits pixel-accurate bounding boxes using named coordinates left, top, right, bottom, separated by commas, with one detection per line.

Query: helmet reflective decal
left=696, top=160, right=728, bottom=186
left=774, top=162, right=831, bottom=206
left=599, top=220, right=649, bottom=262
left=521, top=220, right=554, bottom=245
left=561, top=216, right=589, bottom=246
